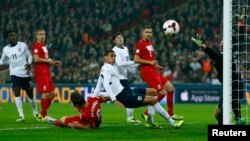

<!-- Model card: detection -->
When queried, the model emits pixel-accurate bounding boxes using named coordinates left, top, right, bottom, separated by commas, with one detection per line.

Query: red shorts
left=140, top=68, right=168, bottom=92
left=35, top=74, right=55, bottom=94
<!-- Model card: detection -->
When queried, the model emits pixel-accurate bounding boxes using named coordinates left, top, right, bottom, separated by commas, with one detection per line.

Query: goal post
left=223, top=0, right=232, bottom=125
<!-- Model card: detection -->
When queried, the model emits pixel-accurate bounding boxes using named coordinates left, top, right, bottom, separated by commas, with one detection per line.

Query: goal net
left=224, top=0, right=249, bottom=125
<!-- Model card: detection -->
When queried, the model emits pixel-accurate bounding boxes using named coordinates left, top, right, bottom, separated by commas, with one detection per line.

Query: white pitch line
left=0, top=122, right=205, bottom=130
left=101, top=121, right=202, bottom=127
left=0, top=126, right=50, bottom=131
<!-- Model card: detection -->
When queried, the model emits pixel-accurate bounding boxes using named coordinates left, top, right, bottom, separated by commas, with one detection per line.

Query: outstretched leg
left=143, top=95, right=184, bottom=129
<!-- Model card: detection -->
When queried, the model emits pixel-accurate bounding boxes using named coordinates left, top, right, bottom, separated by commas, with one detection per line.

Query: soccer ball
left=163, top=20, right=180, bottom=36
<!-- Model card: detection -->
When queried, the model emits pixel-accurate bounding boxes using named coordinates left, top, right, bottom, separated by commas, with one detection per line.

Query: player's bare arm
left=33, top=54, right=62, bottom=66
left=114, top=100, right=125, bottom=108
left=134, top=55, right=157, bottom=65
left=155, top=64, right=165, bottom=73
left=101, top=96, right=111, bottom=102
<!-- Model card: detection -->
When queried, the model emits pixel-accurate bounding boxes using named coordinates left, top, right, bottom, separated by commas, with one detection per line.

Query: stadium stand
left=0, top=0, right=226, bottom=84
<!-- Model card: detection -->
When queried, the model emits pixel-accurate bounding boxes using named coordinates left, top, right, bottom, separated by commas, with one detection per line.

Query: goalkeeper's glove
left=236, top=8, right=247, bottom=23
left=191, top=34, right=205, bottom=48
left=240, top=8, right=247, bottom=22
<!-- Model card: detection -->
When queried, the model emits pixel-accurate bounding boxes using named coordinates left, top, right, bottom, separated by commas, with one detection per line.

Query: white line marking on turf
left=0, top=126, right=50, bottom=131
left=101, top=121, right=201, bottom=127
left=0, top=122, right=205, bottom=130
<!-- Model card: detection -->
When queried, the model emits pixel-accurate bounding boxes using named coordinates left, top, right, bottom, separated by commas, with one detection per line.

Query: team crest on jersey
left=43, top=85, right=47, bottom=90
left=18, top=47, right=22, bottom=52
left=146, top=45, right=154, bottom=51
left=137, top=96, right=142, bottom=101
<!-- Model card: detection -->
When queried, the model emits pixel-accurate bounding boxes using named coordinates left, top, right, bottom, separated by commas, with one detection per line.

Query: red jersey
left=78, top=97, right=103, bottom=128
left=135, top=39, right=168, bottom=91
left=31, top=42, right=50, bottom=76
left=135, top=39, right=156, bottom=70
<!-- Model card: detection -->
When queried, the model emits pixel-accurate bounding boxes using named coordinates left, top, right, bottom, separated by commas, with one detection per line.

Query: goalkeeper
left=191, top=9, right=247, bottom=125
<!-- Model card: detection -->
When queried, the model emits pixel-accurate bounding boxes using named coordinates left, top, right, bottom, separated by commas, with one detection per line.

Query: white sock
left=15, top=97, right=24, bottom=119
left=27, top=97, right=38, bottom=116
left=126, top=108, right=134, bottom=120
left=148, top=106, right=156, bottom=123
left=153, top=102, right=175, bottom=125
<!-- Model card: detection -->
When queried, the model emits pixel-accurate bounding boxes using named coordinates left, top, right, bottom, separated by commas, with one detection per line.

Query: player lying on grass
left=45, top=90, right=109, bottom=129
left=93, top=50, right=184, bottom=129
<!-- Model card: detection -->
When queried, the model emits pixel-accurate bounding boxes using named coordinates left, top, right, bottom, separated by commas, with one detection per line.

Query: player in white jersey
left=93, top=50, right=184, bottom=129
left=112, top=32, right=142, bottom=124
left=0, top=30, right=38, bottom=122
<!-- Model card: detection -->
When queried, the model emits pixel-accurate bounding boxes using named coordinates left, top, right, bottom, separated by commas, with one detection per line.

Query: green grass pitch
left=0, top=103, right=231, bottom=141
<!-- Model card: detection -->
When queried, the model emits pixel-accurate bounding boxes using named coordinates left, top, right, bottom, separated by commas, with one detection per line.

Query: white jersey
left=93, top=63, right=124, bottom=101
left=112, top=46, right=136, bottom=80
left=0, top=41, right=32, bottom=77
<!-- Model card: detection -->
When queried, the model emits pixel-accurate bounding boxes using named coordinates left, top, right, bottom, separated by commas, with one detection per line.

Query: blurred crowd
left=0, top=0, right=249, bottom=85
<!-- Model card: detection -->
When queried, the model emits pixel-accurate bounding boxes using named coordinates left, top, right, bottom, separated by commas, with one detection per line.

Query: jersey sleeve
left=203, top=47, right=222, bottom=61
left=115, top=55, right=135, bottom=67
left=0, top=48, right=9, bottom=65
left=93, top=76, right=103, bottom=97
left=135, top=41, right=143, bottom=57
left=31, top=44, right=40, bottom=56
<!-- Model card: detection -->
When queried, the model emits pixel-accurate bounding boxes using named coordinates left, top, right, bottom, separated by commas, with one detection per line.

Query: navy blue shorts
left=116, top=87, right=147, bottom=108
left=11, top=75, right=32, bottom=90
left=120, top=79, right=145, bottom=95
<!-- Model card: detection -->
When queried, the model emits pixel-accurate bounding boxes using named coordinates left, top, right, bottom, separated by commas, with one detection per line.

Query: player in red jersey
left=45, top=90, right=108, bottom=129
left=134, top=25, right=183, bottom=122
left=31, top=28, right=62, bottom=119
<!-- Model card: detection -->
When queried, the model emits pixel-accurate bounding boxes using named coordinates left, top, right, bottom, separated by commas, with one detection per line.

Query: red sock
left=40, top=99, right=49, bottom=117
left=157, top=94, right=165, bottom=102
left=55, top=120, right=62, bottom=126
left=144, top=94, right=166, bottom=115
left=167, top=91, right=174, bottom=116
left=47, top=98, right=53, bottom=108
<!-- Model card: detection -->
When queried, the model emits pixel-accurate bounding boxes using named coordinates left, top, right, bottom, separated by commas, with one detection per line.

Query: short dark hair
left=104, top=49, right=114, bottom=57
left=35, top=27, right=45, bottom=34
left=6, top=30, right=16, bottom=37
left=112, top=32, right=122, bottom=41
left=70, top=90, right=85, bottom=106
left=142, top=25, right=152, bottom=30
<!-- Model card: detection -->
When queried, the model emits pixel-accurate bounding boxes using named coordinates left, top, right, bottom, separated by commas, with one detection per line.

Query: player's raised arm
left=191, top=34, right=222, bottom=61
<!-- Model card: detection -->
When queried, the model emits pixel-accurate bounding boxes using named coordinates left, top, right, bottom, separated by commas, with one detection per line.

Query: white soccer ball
left=163, top=20, right=180, bottom=36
